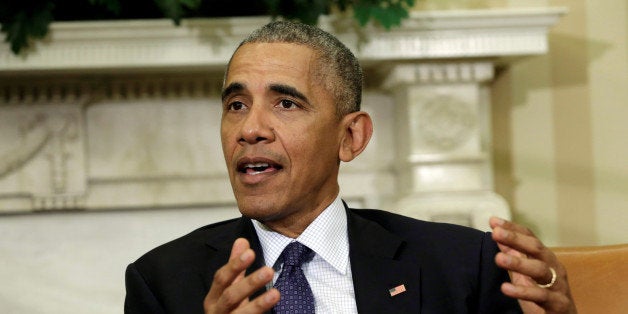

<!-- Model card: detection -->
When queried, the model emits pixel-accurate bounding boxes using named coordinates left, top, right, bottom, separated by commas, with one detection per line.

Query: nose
left=238, top=105, right=275, bottom=145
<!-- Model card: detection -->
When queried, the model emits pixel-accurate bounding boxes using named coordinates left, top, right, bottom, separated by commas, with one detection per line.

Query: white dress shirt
left=252, top=196, right=358, bottom=314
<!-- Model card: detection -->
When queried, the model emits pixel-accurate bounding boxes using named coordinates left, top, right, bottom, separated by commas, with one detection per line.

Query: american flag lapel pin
left=389, top=284, right=406, bottom=297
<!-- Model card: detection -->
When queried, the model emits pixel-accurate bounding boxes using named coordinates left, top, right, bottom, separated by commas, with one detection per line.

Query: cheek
left=311, top=123, right=341, bottom=148
left=288, top=126, right=339, bottom=161
left=220, top=123, right=237, bottom=150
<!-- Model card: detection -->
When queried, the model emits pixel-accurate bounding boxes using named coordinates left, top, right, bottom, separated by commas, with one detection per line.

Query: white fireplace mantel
left=0, top=8, right=564, bottom=230
left=0, top=7, right=565, bottom=73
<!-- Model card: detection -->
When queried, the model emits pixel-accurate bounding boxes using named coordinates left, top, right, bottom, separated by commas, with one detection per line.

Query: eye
left=277, top=99, right=299, bottom=109
left=227, top=101, right=246, bottom=111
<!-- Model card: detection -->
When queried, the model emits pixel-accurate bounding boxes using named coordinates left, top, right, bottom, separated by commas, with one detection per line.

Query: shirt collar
left=252, top=196, right=349, bottom=274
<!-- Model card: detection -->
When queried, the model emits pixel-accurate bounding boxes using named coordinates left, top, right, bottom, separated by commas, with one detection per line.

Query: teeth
left=245, top=163, right=269, bottom=168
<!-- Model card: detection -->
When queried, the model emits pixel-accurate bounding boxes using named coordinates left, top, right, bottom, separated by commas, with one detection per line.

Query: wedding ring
left=537, top=266, right=557, bottom=288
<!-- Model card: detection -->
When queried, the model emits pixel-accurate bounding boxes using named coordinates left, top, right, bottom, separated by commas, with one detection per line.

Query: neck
left=261, top=195, right=338, bottom=238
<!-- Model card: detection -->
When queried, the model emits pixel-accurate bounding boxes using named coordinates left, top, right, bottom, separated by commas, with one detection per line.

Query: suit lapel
left=347, top=208, right=422, bottom=313
left=203, top=217, right=268, bottom=299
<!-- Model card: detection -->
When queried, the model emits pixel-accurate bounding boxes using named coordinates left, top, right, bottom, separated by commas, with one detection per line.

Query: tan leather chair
left=553, top=243, right=628, bottom=314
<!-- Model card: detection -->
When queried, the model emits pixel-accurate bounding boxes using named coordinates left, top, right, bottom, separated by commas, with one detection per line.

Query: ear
left=338, top=111, right=373, bottom=162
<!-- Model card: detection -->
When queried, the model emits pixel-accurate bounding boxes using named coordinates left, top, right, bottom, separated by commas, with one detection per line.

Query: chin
left=235, top=197, right=281, bottom=221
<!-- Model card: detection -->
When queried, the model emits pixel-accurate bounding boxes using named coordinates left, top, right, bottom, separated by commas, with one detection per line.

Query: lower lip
left=237, top=168, right=280, bottom=185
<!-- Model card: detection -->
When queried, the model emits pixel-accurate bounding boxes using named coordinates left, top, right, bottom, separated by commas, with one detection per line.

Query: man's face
left=221, top=42, right=344, bottom=233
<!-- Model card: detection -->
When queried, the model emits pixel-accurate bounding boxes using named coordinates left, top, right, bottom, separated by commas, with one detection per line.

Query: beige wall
left=415, top=0, right=628, bottom=246
left=507, top=0, right=628, bottom=246
left=416, top=0, right=628, bottom=246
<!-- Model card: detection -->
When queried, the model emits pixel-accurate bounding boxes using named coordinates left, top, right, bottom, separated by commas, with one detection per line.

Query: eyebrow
left=221, top=82, right=245, bottom=102
left=269, top=83, right=310, bottom=104
left=221, top=82, right=310, bottom=104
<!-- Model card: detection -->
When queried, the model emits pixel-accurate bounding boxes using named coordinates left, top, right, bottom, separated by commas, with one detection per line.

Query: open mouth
left=237, top=161, right=283, bottom=175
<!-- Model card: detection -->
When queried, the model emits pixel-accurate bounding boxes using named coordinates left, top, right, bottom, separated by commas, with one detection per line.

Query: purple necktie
left=273, top=241, right=315, bottom=314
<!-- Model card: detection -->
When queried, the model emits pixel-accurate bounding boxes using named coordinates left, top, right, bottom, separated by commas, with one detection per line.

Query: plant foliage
left=0, top=0, right=414, bottom=55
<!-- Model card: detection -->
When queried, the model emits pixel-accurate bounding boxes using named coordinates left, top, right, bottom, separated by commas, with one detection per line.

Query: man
left=125, top=21, right=576, bottom=313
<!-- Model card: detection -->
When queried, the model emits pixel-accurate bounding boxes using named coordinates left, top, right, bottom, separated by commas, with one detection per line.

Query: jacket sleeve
left=124, top=263, right=166, bottom=314
left=476, top=232, right=523, bottom=314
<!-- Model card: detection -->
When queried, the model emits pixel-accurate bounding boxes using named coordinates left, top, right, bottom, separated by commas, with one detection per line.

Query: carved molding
left=0, top=111, right=80, bottom=184
left=0, top=76, right=222, bottom=103
left=0, top=114, right=50, bottom=178
left=0, top=104, right=86, bottom=212
left=416, top=94, right=477, bottom=151
left=383, top=62, right=494, bottom=88
left=0, top=8, right=565, bottom=73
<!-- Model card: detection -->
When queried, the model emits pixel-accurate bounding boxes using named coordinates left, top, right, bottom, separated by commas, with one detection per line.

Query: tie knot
left=280, top=241, right=314, bottom=267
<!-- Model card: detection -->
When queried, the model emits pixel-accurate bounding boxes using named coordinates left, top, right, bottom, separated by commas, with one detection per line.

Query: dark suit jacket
left=125, top=207, right=522, bottom=313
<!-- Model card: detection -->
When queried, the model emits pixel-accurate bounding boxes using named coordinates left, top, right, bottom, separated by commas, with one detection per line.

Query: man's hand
left=203, top=238, right=280, bottom=313
left=490, top=217, right=577, bottom=314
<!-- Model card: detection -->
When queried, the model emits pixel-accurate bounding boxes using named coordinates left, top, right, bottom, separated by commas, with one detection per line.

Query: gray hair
left=227, top=20, right=363, bottom=117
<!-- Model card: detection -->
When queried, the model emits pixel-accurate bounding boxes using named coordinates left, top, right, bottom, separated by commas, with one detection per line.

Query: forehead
left=225, top=43, right=320, bottom=87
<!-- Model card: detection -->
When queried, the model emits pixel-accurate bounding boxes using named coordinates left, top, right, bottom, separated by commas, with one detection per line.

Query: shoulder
left=347, top=208, right=517, bottom=312
left=348, top=207, right=495, bottom=260
left=348, top=207, right=502, bottom=283
left=349, top=207, right=485, bottom=240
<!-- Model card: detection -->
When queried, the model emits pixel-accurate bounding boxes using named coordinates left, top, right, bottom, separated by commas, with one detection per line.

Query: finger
left=232, top=288, right=280, bottom=314
left=491, top=224, right=551, bottom=261
left=501, top=282, right=572, bottom=313
left=205, top=239, right=255, bottom=307
left=230, top=239, right=250, bottom=285
left=489, top=217, right=536, bottom=237
left=494, top=241, right=522, bottom=257
left=489, top=217, right=539, bottom=257
left=495, top=252, right=554, bottom=285
left=230, top=238, right=250, bottom=259
left=214, top=266, right=275, bottom=312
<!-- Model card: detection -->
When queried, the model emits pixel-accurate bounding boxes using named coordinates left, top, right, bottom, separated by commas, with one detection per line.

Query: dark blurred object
left=1, top=0, right=414, bottom=55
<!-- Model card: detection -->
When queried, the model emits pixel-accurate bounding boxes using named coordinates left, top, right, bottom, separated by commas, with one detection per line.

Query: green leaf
left=352, top=0, right=412, bottom=29
left=352, top=4, right=370, bottom=26
left=0, top=0, right=413, bottom=56
left=0, top=1, right=54, bottom=55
